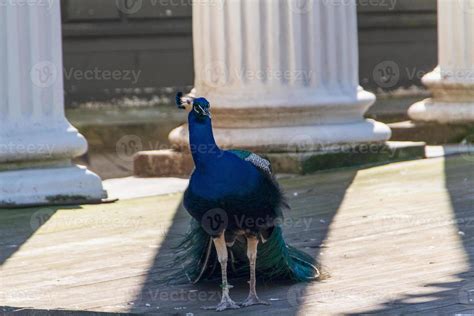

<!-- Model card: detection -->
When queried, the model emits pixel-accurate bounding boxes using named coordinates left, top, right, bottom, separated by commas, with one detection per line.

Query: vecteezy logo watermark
left=202, top=62, right=314, bottom=87
left=0, top=142, right=55, bottom=157
left=63, top=67, right=141, bottom=84
left=202, top=211, right=313, bottom=233
left=323, top=0, right=397, bottom=10
left=233, top=215, right=313, bottom=231
left=117, top=0, right=224, bottom=14
left=30, top=61, right=58, bottom=88
left=288, top=134, right=316, bottom=152
left=235, top=69, right=314, bottom=83
left=116, top=0, right=143, bottom=14
left=133, top=288, right=221, bottom=305
left=373, top=60, right=400, bottom=88
left=287, top=283, right=307, bottom=307
left=203, top=61, right=228, bottom=88
left=30, top=208, right=55, bottom=231
left=201, top=208, right=228, bottom=235
left=116, top=135, right=143, bottom=162
left=289, top=0, right=312, bottom=14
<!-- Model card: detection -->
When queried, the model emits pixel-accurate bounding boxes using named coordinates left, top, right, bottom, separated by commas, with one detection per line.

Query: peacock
left=171, top=92, right=319, bottom=311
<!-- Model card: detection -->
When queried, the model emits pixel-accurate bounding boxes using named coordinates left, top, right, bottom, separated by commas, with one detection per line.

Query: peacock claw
left=240, top=295, right=270, bottom=307
left=202, top=297, right=240, bottom=312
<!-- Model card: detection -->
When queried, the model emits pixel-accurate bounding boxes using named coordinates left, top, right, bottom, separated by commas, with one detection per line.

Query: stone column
left=409, top=0, right=474, bottom=123
left=169, top=0, right=391, bottom=152
left=134, top=0, right=392, bottom=176
left=0, top=2, right=106, bottom=206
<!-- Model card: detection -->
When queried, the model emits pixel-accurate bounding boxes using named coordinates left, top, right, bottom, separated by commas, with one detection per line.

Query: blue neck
left=188, top=111, right=221, bottom=170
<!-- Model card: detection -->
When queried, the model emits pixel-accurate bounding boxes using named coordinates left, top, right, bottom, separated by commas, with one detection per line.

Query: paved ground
left=1, top=155, right=474, bottom=315
left=103, top=177, right=188, bottom=200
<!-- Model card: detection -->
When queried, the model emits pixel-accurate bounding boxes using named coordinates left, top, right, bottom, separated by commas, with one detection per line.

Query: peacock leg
left=202, top=232, right=240, bottom=311
left=241, top=236, right=270, bottom=307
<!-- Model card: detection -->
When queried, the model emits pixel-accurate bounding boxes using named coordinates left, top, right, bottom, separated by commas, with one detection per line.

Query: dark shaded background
left=60, top=0, right=437, bottom=106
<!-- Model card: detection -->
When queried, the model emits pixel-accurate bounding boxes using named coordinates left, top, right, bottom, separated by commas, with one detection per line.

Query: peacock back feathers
left=228, top=149, right=272, bottom=175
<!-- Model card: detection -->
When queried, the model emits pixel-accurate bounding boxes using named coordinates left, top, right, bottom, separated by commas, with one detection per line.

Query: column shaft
left=170, top=0, right=391, bottom=152
left=409, top=0, right=474, bottom=123
left=0, top=2, right=106, bottom=206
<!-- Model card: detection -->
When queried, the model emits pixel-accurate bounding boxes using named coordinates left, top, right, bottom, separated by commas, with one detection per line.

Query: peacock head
left=175, top=92, right=211, bottom=120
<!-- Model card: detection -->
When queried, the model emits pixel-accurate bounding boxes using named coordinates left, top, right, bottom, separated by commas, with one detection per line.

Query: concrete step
left=365, top=95, right=427, bottom=123
left=389, top=121, right=474, bottom=144
left=133, top=141, right=427, bottom=177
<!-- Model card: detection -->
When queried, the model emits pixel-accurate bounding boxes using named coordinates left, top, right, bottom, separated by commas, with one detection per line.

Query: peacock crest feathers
left=175, top=92, right=185, bottom=109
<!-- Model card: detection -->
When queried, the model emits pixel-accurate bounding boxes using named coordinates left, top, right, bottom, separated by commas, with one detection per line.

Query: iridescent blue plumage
left=183, top=100, right=283, bottom=236
left=172, top=93, right=319, bottom=310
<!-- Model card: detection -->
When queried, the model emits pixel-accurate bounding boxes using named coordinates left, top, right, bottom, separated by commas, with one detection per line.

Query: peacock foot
left=202, top=296, right=240, bottom=312
left=240, top=294, right=270, bottom=307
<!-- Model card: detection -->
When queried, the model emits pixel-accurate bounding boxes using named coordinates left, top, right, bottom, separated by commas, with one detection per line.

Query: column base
left=169, top=119, right=392, bottom=152
left=138, top=119, right=393, bottom=177
left=266, top=141, right=425, bottom=173
left=409, top=98, right=474, bottom=124
left=0, top=165, right=107, bottom=207
left=133, top=141, right=424, bottom=177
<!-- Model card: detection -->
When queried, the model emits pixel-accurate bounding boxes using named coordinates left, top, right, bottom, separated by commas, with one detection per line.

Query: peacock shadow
left=130, top=166, right=360, bottom=314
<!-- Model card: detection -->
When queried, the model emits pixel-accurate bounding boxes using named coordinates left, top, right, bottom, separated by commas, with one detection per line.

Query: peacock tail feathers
left=165, top=219, right=214, bottom=284
left=231, top=226, right=320, bottom=282
left=167, top=219, right=320, bottom=285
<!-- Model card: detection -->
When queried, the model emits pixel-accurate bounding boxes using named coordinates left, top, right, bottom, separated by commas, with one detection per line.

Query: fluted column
left=0, top=2, right=106, bottom=206
left=169, top=0, right=391, bottom=152
left=409, top=0, right=474, bottom=123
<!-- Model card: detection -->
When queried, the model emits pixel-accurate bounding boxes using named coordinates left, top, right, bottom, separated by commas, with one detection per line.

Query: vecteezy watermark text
left=201, top=208, right=313, bottom=235
left=0, top=0, right=54, bottom=9
left=0, top=143, right=55, bottom=157
left=116, top=0, right=224, bottom=15
left=64, top=67, right=141, bottom=84
left=30, top=61, right=142, bottom=88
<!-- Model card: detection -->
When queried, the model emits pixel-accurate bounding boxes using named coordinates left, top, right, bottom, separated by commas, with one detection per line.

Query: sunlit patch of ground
left=1, top=156, right=473, bottom=315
